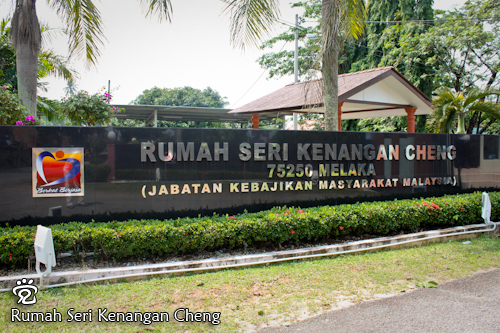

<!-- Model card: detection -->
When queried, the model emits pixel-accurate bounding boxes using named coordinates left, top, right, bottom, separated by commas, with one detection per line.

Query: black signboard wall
left=0, top=126, right=498, bottom=226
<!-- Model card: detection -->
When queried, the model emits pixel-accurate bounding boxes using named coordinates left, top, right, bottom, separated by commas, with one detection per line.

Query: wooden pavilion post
left=338, top=102, right=344, bottom=131
left=405, top=107, right=417, bottom=133
left=252, top=114, right=260, bottom=129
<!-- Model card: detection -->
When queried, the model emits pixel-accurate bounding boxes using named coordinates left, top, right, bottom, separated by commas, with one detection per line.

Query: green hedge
left=1, top=191, right=499, bottom=269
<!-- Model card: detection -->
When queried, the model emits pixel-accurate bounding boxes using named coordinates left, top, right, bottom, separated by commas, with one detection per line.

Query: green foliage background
left=0, top=86, right=30, bottom=125
left=60, top=90, right=120, bottom=126
left=258, top=0, right=500, bottom=134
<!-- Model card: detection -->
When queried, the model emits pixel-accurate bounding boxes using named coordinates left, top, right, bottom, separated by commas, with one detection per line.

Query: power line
left=230, top=41, right=289, bottom=109
left=219, top=0, right=303, bottom=109
left=279, top=39, right=444, bottom=78
left=304, top=16, right=500, bottom=24
left=220, top=0, right=499, bottom=26
left=276, top=18, right=311, bottom=30
left=219, top=1, right=477, bottom=102
left=230, top=40, right=441, bottom=108
left=366, top=17, right=500, bottom=23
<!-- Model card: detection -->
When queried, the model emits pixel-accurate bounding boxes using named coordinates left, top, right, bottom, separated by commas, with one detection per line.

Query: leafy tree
left=0, top=19, right=17, bottom=90
left=463, top=0, right=500, bottom=131
left=394, top=10, right=487, bottom=94
left=37, top=49, right=77, bottom=87
left=363, top=0, right=500, bottom=133
left=0, top=85, right=31, bottom=125
left=257, top=1, right=322, bottom=80
left=257, top=0, right=435, bottom=131
left=334, top=0, right=432, bottom=132
left=131, top=86, right=234, bottom=128
left=481, top=118, right=500, bottom=134
left=365, top=1, right=500, bottom=95
left=61, top=90, right=121, bottom=126
left=353, top=0, right=434, bottom=80
left=387, top=0, right=500, bottom=133
left=36, top=95, right=60, bottom=122
left=341, top=116, right=410, bottom=133
left=133, top=86, right=228, bottom=108
left=427, top=86, right=500, bottom=134
left=257, top=0, right=434, bottom=91
left=257, top=0, right=500, bottom=133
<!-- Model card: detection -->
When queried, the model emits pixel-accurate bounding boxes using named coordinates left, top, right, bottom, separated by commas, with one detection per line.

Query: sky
left=0, top=0, right=468, bottom=109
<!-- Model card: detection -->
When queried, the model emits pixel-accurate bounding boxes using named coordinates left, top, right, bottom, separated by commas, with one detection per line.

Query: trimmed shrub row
left=1, top=191, right=499, bottom=269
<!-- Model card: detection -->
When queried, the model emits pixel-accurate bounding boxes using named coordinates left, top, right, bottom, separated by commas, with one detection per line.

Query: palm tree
left=2, top=17, right=77, bottom=117
left=38, top=48, right=78, bottom=85
left=10, top=0, right=172, bottom=117
left=320, top=0, right=365, bottom=131
left=427, top=86, right=500, bottom=134
left=10, top=0, right=43, bottom=116
left=223, top=0, right=366, bottom=131
left=64, top=79, right=78, bottom=96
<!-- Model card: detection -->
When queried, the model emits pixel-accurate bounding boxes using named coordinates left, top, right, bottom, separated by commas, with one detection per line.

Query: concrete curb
left=0, top=223, right=497, bottom=289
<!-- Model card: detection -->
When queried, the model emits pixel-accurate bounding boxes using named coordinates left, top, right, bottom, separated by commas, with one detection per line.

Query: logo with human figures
left=32, top=148, right=84, bottom=197
left=12, top=279, right=38, bottom=305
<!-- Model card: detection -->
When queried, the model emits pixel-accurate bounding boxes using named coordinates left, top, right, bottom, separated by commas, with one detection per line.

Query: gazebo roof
left=229, top=66, right=432, bottom=120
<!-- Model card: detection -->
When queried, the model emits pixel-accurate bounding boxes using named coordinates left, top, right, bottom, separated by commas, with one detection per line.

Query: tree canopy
left=129, top=86, right=234, bottom=128
left=256, top=1, right=317, bottom=79
left=132, top=86, right=228, bottom=109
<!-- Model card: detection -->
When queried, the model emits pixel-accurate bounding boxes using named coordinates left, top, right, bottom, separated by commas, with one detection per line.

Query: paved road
left=260, top=268, right=500, bottom=333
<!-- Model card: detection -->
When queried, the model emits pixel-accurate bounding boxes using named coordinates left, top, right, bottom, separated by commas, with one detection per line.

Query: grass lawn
left=1, top=235, right=499, bottom=332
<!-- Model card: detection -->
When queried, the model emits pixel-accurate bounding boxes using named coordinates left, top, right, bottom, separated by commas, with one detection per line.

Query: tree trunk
left=322, top=0, right=340, bottom=132
left=11, top=0, right=41, bottom=117
left=456, top=112, right=466, bottom=134
left=16, top=42, right=39, bottom=116
left=466, top=111, right=479, bottom=134
left=479, top=118, right=496, bottom=134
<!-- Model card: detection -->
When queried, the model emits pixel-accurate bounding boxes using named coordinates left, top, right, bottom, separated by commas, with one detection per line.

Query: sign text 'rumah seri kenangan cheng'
left=1, top=126, right=496, bottom=226
left=140, top=142, right=457, bottom=198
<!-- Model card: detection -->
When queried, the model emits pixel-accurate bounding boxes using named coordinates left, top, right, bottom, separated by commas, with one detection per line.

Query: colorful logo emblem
left=32, top=148, right=84, bottom=197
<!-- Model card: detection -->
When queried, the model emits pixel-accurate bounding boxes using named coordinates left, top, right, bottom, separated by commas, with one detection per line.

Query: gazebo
left=229, top=66, right=433, bottom=132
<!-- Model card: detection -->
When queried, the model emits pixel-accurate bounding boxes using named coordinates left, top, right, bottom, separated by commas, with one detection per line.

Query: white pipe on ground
left=1, top=223, right=496, bottom=292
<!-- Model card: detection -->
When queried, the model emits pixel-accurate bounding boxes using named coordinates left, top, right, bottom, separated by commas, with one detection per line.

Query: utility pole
left=107, top=80, right=111, bottom=104
left=293, top=14, right=299, bottom=130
